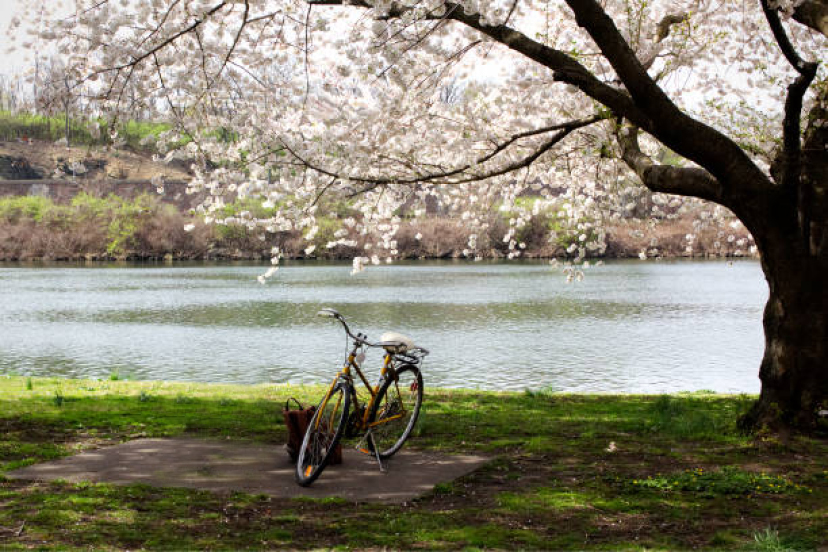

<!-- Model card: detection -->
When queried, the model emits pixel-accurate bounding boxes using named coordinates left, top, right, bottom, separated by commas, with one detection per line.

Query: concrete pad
left=6, top=438, right=490, bottom=504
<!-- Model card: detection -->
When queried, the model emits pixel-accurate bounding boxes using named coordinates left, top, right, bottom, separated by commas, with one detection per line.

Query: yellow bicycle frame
left=313, top=350, right=404, bottom=431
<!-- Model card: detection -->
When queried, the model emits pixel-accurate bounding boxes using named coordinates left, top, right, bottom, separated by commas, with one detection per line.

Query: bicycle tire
left=295, top=381, right=350, bottom=486
left=367, top=364, right=423, bottom=459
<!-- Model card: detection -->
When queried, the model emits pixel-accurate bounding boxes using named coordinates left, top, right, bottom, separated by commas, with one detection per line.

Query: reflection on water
left=0, top=260, right=767, bottom=392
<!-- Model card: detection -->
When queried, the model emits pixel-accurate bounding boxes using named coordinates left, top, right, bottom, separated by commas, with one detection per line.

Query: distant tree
left=0, top=75, right=26, bottom=113
left=34, top=57, right=78, bottom=146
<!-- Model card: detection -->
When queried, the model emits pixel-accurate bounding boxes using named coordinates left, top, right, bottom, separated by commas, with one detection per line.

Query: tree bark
left=744, top=247, right=828, bottom=430
left=793, top=0, right=828, bottom=38
left=741, top=90, right=828, bottom=431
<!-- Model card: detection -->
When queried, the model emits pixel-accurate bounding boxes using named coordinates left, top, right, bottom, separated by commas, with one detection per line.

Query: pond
left=0, top=259, right=766, bottom=393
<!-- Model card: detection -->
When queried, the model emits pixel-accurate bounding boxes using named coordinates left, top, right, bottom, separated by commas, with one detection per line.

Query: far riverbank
left=0, top=192, right=755, bottom=262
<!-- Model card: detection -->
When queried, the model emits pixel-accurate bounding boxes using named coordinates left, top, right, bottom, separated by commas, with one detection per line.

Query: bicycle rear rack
left=394, top=347, right=429, bottom=365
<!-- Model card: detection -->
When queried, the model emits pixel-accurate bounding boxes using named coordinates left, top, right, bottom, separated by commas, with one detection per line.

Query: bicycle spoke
left=369, top=365, right=423, bottom=459
left=296, top=383, right=349, bottom=486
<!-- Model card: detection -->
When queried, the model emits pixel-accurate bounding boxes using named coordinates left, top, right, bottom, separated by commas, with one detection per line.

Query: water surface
left=0, top=260, right=767, bottom=392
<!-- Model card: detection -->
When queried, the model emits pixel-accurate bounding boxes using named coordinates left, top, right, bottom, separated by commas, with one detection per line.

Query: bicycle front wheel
left=295, top=382, right=350, bottom=487
left=367, top=364, right=423, bottom=459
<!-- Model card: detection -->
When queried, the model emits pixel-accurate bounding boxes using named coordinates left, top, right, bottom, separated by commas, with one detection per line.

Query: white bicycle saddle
left=379, top=331, right=416, bottom=353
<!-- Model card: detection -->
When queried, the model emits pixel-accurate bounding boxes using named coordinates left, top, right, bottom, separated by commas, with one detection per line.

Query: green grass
left=628, top=466, right=809, bottom=496
left=0, top=376, right=826, bottom=550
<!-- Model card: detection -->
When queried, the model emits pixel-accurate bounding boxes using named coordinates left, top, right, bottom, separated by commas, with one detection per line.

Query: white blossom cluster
left=11, top=0, right=825, bottom=278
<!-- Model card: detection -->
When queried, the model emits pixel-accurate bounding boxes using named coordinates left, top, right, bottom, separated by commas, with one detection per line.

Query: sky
left=0, top=0, right=70, bottom=78
left=0, top=0, right=31, bottom=77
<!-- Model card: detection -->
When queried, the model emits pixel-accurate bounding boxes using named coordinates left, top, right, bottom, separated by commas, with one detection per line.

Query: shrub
left=396, top=217, right=471, bottom=259
left=0, top=192, right=214, bottom=260
left=0, top=195, right=54, bottom=223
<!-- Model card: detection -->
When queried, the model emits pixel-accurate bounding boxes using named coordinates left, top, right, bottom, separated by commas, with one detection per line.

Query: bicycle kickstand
left=362, top=430, right=386, bottom=473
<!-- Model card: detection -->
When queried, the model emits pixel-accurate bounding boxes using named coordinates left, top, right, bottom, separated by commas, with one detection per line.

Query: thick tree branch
left=637, top=12, right=688, bottom=72
left=761, top=0, right=820, bottom=189
left=793, top=0, right=828, bottom=37
left=655, top=12, right=688, bottom=42
left=761, top=0, right=819, bottom=74
left=617, top=125, right=723, bottom=203
left=780, top=68, right=819, bottom=189
left=562, top=0, right=773, bottom=203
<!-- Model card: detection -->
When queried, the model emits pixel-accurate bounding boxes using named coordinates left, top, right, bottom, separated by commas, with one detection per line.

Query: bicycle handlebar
left=317, top=308, right=378, bottom=347
left=317, top=308, right=429, bottom=357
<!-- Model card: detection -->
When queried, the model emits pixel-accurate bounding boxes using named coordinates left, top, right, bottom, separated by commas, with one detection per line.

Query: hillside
left=0, top=139, right=189, bottom=182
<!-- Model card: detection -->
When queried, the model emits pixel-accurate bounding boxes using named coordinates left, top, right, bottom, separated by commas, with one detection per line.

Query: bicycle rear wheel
left=295, top=382, right=350, bottom=486
left=367, top=364, right=423, bottom=459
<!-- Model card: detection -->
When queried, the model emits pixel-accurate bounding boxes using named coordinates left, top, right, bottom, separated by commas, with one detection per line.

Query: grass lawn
left=0, top=376, right=825, bottom=550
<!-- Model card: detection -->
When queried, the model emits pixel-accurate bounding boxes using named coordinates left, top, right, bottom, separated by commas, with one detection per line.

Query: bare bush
left=396, top=218, right=472, bottom=259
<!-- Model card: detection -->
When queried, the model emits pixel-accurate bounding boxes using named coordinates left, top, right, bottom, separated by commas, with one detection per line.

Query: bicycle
left=295, top=308, right=428, bottom=487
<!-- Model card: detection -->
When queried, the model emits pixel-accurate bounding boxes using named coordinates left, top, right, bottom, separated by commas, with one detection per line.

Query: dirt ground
left=6, top=437, right=490, bottom=504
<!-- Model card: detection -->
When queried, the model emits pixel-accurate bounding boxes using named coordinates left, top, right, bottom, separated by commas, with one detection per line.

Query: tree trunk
left=741, top=253, right=828, bottom=430
left=740, top=90, right=828, bottom=431
left=64, top=105, right=70, bottom=148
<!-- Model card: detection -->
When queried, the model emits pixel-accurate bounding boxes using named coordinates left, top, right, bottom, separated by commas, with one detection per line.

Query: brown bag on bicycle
left=283, top=398, right=342, bottom=465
